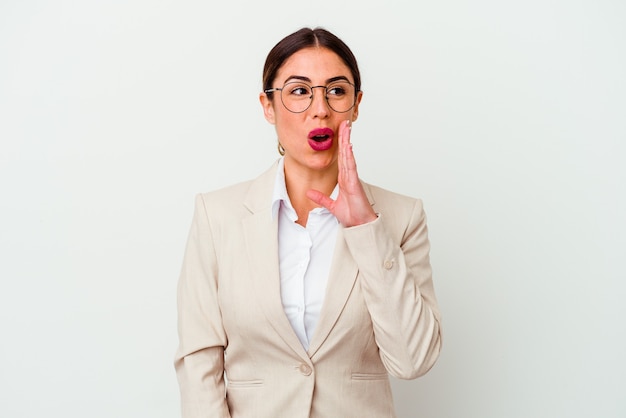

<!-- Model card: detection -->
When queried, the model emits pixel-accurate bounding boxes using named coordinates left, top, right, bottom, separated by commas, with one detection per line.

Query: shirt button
left=384, top=260, right=394, bottom=270
left=299, top=364, right=312, bottom=376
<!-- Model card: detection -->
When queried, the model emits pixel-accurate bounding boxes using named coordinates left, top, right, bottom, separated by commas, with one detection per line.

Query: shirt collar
left=271, top=157, right=339, bottom=220
left=271, top=157, right=289, bottom=220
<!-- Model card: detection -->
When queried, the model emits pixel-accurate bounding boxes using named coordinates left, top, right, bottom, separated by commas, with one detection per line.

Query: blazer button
left=299, top=364, right=312, bottom=376
left=384, top=259, right=394, bottom=270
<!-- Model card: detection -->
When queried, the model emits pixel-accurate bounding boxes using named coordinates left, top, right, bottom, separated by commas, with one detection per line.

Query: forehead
left=275, top=47, right=352, bottom=84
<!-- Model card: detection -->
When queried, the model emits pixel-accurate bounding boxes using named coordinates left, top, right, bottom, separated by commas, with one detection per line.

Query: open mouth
left=308, top=128, right=334, bottom=140
left=307, top=128, right=335, bottom=151
left=311, top=134, right=330, bottom=142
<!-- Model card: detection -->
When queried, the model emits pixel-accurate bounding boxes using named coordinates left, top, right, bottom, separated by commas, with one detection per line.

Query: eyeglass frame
left=264, top=80, right=360, bottom=114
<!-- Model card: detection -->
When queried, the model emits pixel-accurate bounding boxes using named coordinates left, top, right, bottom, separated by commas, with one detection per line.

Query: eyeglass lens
left=279, top=81, right=356, bottom=113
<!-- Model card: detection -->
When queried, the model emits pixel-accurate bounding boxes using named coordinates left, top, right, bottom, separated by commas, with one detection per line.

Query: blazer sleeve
left=342, top=198, right=442, bottom=379
left=174, top=194, right=231, bottom=418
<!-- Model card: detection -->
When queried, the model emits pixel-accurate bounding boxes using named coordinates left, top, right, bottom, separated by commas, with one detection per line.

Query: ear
left=260, top=92, right=276, bottom=124
left=351, top=90, right=364, bottom=122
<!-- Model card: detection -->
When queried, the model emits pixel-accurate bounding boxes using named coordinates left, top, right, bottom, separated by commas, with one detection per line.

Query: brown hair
left=262, top=27, right=361, bottom=100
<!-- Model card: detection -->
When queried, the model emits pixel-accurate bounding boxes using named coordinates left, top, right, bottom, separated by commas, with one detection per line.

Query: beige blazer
left=175, top=161, right=442, bottom=418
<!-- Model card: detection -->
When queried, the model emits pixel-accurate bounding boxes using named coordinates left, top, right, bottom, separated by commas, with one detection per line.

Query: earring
left=277, top=142, right=285, bottom=156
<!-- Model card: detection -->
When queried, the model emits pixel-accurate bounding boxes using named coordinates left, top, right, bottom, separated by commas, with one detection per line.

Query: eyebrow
left=282, top=75, right=351, bottom=85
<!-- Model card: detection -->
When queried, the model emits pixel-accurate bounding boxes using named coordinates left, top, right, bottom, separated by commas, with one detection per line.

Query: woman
left=175, top=27, right=442, bottom=418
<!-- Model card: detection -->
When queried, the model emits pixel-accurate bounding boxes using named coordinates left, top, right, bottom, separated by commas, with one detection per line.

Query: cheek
left=274, top=111, right=301, bottom=133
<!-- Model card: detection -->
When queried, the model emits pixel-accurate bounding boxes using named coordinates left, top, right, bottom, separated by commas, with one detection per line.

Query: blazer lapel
left=242, top=162, right=309, bottom=360
left=242, top=169, right=378, bottom=360
left=307, top=182, right=377, bottom=358
left=307, top=226, right=359, bottom=357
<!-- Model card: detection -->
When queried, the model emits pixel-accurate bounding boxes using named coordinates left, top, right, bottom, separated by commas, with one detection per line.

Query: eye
left=327, top=84, right=347, bottom=97
left=287, top=84, right=311, bottom=96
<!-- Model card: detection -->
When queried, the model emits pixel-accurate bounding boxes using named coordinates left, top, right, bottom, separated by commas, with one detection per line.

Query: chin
left=306, top=154, right=338, bottom=170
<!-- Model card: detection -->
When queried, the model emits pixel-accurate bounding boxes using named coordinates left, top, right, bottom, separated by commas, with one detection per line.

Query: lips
left=307, top=128, right=334, bottom=151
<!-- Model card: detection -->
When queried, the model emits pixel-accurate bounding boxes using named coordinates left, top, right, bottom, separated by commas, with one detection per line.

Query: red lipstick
left=307, top=128, right=334, bottom=151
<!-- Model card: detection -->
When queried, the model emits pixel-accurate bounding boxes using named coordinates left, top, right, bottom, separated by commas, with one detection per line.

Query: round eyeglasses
left=264, top=80, right=358, bottom=113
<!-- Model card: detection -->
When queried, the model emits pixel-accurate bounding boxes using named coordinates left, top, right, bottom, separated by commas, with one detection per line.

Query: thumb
left=306, top=189, right=335, bottom=212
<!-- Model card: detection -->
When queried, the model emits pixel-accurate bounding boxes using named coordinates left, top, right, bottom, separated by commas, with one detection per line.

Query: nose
left=309, top=86, right=330, bottom=118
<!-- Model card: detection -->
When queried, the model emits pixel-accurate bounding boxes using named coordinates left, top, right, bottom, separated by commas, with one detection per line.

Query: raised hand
left=306, top=120, right=378, bottom=227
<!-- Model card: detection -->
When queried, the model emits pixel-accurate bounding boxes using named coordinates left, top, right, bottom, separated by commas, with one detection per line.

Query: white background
left=1, top=0, right=624, bottom=417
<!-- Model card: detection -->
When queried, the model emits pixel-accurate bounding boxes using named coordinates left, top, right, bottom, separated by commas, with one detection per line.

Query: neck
left=283, top=158, right=337, bottom=226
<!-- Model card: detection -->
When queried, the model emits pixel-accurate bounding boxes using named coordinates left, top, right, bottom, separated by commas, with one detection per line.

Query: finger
left=339, top=120, right=350, bottom=160
left=341, top=121, right=359, bottom=188
left=338, top=120, right=351, bottom=180
left=343, top=119, right=352, bottom=143
left=306, top=189, right=336, bottom=212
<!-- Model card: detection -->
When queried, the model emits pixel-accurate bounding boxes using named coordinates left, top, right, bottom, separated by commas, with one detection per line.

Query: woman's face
left=260, top=47, right=362, bottom=174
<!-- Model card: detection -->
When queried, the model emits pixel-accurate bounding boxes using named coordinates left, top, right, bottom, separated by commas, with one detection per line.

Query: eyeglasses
left=264, top=80, right=358, bottom=113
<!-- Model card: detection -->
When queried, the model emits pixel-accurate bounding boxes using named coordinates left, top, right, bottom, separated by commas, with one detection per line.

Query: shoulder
left=194, top=160, right=279, bottom=218
left=363, top=182, right=424, bottom=215
left=362, top=182, right=427, bottom=238
left=199, top=179, right=254, bottom=206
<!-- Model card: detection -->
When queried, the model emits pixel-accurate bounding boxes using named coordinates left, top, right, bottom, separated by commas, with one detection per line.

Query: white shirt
left=271, top=158, right=339, bottom=351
